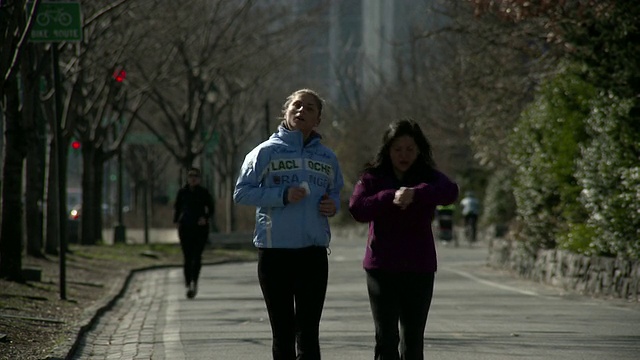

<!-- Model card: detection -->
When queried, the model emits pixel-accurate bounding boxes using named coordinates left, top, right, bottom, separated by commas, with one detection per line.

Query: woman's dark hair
left=364, top=119, right=437, bottom=184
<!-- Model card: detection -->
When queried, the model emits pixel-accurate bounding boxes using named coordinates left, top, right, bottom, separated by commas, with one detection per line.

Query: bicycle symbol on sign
left=37, top=8, right=73, bottom=26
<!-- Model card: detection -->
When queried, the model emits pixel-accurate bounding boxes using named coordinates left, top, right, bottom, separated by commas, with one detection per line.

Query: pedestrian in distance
left=435, top=203, right=456, bottom=246
left=173, top=167, right=214, bottom=299
left=460, top=190, right=480, bottom=244
left=234, top=88, right=344, bottom=360
left=349, top=119, right=459, bottom=360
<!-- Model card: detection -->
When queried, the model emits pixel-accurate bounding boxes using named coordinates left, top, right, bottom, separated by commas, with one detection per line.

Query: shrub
left=509, top=66, right=595, bottom=251
left=482, top=167, right=517, bottom=226
left=576, top=94, right=640, bottom=259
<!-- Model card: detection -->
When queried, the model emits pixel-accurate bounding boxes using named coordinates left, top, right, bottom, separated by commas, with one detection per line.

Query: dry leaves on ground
left=0, top=243, right=254, bottom=360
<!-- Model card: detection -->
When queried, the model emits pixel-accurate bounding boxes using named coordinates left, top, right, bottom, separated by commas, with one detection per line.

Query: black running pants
left=257, top=246, right=329, bottom=360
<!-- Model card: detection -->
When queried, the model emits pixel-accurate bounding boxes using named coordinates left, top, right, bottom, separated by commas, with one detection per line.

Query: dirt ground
left=0, top=243, right=255, bottom=360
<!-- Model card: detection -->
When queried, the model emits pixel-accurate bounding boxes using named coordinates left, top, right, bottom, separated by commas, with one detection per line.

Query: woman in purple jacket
left=349, top=119, right=459, bottom=360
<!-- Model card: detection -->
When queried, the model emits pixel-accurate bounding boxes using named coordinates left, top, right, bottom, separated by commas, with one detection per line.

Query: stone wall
left=487, top=237, right=640, bottom=302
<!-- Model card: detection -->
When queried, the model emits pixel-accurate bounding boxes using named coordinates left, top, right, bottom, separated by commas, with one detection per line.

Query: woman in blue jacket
left=349, top=119, right=458, bottom=360
left=234, top=89, right=344, bottom=360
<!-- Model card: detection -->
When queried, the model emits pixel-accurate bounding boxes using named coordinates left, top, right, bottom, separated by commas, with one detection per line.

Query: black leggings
left=257, top=246, right=329, bottom=360
left=178, top=224, right=208, bottom=286
left=366, top=270, right=435, bottom=360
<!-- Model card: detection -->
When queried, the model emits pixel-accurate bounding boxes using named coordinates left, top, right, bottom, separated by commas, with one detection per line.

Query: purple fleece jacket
left=349, top=170, right=459, bottom=273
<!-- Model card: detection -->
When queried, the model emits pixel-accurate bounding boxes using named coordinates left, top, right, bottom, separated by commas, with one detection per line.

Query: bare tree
left=119, top=0, right=325, bottom=231
left=328, top=49, right=390, bottom=192
left=326, top=1, right=472, bottom=187
left=445, top=0, right=558, bottom=169
left=211, top=85, right=276, bottom=232
left=357, top=0, right=555, bottom=175
left=127, top=1, right=308, bottom=177
left=123, top=143, right=171, bottom=233
left=0, top=0, right=42, bottom=280
left=58, top=1, right=146, bottom=245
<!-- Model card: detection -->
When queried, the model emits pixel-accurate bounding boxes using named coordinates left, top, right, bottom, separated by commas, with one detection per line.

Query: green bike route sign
left=29, top=2, right=82, bottom=42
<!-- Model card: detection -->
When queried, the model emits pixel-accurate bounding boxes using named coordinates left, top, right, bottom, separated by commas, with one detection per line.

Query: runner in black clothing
left=173, top=167, right=214, bottom=299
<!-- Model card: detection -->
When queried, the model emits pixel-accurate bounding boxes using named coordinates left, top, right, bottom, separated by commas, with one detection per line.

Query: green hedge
left=508, top=64, right=640, bottom=259
left=482, top=167, right=516, bottom=227
left=576, top=94, right=640, bottom=258
left=509, top=67, right=595, bottom=251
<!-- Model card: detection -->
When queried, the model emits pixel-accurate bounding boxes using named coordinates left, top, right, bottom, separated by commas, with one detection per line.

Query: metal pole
left=114, top=144, right=126, bottom=243
left=52, top=44, right=66, bottom=300
left=117, top=147, right=123, bottom=224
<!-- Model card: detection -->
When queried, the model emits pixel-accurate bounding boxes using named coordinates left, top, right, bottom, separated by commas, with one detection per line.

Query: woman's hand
left=286, top=186, right=308, bottom=204
left=393, top=187, right=414, bottom=209
left=319, top=194, right=336, bottom=216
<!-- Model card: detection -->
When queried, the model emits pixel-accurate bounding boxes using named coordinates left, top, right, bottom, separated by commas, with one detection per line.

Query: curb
left=46, top=254, right=253, bottom=360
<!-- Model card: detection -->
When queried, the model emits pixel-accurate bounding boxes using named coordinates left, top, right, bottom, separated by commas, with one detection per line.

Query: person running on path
left=234, top=88, right=344, bottom=360
left=173, top=167, right=214, bottom=299
left=349, top=119, right=459, bottom=360
left=460, top=191, right=480, bottom=243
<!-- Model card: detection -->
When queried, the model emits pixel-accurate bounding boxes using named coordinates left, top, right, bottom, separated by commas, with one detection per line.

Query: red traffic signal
left=71, top=140, right=81, bottom=150
left=113, top=69, right=126, bottom=83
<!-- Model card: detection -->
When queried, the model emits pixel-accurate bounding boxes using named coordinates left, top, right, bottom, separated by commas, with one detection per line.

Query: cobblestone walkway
left=72, top=270, right=169, bottom=359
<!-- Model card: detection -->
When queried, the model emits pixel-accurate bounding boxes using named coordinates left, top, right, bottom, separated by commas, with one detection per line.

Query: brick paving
left=72, top=270, right=168, bottom=359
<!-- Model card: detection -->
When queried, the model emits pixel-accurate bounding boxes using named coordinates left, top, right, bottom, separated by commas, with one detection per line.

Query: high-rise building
left=292, top=0, right=437, bottom=104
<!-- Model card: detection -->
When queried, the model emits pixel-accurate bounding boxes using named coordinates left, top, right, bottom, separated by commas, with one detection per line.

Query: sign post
left=29, top=1, right=83, bottom=300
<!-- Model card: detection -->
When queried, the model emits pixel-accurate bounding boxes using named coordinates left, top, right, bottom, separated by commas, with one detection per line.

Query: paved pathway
left=72, top=231, right=640, bottom=359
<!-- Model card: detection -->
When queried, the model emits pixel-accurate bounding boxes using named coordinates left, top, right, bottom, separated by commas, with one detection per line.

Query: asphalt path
left=74, top=230, right=640, bottom=359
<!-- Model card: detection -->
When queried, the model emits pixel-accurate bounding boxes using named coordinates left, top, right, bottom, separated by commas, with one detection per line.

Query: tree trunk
left=45, top=134, right=70, bottom=253
left=93, top=151, right=105, bottom=243
left=225, top=177, right=233, bottom=233
left=81, top=146, right=105, bottom=245
left=25, top=128, right=46, bottom=257
left=144, top=180, right=150, bottom=244
left=45, top=139, right=59, bottom=255
left=0, top=75, right=27, bottom=281
left=81, top=145, right=98, bottom=244
left=225, top=149, right=238, bottom=232
left=146, top=161, right=154, bottom=224
left=24, top=46, right=46, bottom=258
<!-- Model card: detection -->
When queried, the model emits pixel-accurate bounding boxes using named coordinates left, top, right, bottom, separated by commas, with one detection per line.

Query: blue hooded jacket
left=234, top=125, right=344, bottom=249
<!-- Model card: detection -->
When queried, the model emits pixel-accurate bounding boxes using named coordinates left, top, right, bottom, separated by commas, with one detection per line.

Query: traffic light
left=70, top=140, right=81, bottom=159
left=112, top=69, right=126, bottom=83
